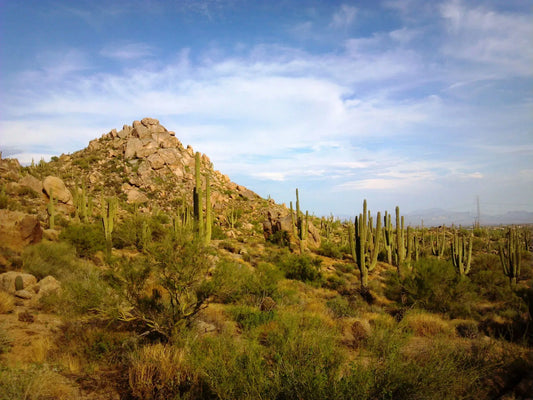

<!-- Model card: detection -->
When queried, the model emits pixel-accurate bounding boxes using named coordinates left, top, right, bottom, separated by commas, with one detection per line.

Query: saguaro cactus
left=102, top=197, right=118, bottom=257
left=499, top=227, right=521, bottom=287
left=193, top=152, right=204, bottom=239
left=451, top=228, right=473, bottom=276
left=383, top=211, right=393, bottom=265
left=47, top=188, right=57, bottom=229
left=349, top=199, right=381, bottom=292
left=204, top=173, right=212, bottom=244
left=430, top=226, right=446, bottom=259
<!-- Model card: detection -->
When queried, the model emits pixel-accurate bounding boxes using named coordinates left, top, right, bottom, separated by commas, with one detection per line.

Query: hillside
left=0, top=119, right=532, bottom=400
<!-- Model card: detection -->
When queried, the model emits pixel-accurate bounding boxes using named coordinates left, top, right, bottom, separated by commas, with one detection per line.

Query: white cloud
left=440, top=0, right=533, bottom=78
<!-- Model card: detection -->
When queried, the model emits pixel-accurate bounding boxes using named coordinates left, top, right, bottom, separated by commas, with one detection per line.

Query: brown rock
left=141, top=117, right=159, bottom=126
left=42, top=176, right=72, bottom=204
left=136, top=140, right=158, bottom=158
left=19, top=175, right=43, bottom=194
left=15, top=289, right=33, bottom=299
left=147, top=153, right=165, bottom=170
left=124, top=138, right=143, bottom=159
left=132, top=120, right=151, bottom=139
left=0, top=210, right=43, bottom=252
left=126, top=188, right=149, bottom=204
left=0, top=271, right=38, bottom=293
left=159, top=148, right=181, bottom=165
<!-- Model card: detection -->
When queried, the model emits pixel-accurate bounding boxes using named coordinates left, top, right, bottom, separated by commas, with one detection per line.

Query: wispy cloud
left=330, top=4, right=357, bottom=29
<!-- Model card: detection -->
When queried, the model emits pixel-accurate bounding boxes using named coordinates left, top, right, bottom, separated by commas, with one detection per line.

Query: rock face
left=0, top=210, right=43, bottom=252
left=0, top=158, right=21, bottom=180
left=43, top=176, right=72, bottom=204
left=263, top=209, right=321, bottom=249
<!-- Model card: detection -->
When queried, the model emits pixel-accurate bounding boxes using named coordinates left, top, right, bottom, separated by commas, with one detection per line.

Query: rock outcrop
left=43, top=176, right=72, bottom=204
left=0, top=210, right=43, bottom=253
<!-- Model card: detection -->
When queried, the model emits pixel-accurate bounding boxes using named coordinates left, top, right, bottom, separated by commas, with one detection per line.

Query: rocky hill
left=0, top=117, right=321, bottom=265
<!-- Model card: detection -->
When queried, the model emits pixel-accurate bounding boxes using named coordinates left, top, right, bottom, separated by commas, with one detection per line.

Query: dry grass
left=400, top=310, right=455, bottom=337
left=128, top=343, right=194, bottom=400
left=0, top=291, right=15, bottom=314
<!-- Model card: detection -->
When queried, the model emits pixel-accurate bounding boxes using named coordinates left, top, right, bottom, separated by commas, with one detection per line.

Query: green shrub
left=22, top=241, right=78, bottom=279
left=228, top=305, right=275, bottom=330
left=59, top=222, right=106, bottom=257
left=274, top=251, right=323, bottom=285
left=327, top=295, right=356, bottom=318
left=385, top=258, right=479, bottom=318
left=318, top=241, right=343, bottom=259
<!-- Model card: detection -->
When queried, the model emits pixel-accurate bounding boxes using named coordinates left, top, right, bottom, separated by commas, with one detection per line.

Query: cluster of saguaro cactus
left=451, top=228, right=473, bottom=276
left=348, top=199, right=381, bottom=291
left=393, top=206, right=413, bottom=275
left=430, top=226, right=446, bottom=259
left=102, top=196, right=118, bottom=257
left=499, top=227, right=521, bottom=287
left=47, top=188, right=57, bottom=229
left=291, top=188, right=309, bottom=253
left=321, top=215, right=334, bottom=242
left=192, top=152, right=213, bottom=244
left=72, top=181, right=93, bottom=223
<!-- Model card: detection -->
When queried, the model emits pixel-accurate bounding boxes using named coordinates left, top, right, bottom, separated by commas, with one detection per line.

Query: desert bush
left=399, top=310, right=455, bottom=337
left=110, top=231, right=214, bottom=340
left=259, top=311, right=344, bottom=400
left=22, top=241, right=78, bottom=279
left=274, top=251, right=323, bottom=285
left=318, top=241, right=343, bottom=259
left=191, top=332, right=269, bottom=400
left=327, top=295, right=356, bottom=318
left=228, top=304, right=275, bottom=330
left=59, top=222, right=106, bottom=257
left=385, top=258, right=480, bottom=318
left=212, top=260, right=282, bottom=304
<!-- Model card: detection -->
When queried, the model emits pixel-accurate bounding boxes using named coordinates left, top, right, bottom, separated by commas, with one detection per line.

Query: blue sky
left=1, top=0, right=532, bottom=218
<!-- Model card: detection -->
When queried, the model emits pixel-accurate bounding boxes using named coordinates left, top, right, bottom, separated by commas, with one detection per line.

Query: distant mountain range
left=403, top=208, right=533, bottom=227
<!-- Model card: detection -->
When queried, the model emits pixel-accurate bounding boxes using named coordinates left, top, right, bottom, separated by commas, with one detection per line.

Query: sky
left=0, top=0, right=532, bottom=219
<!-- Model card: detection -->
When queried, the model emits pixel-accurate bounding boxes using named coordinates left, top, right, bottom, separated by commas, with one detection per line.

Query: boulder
left=0, top=210, right=42, bottom=252
left=0, top=271, right=37, bottom=293
left=124, top=138, right=143, bottom=159
left=19, top=175, right=43, bottom=195
left=141, top=117, right=159, bottom=126
left=31, top=275, right=61, bottom=298
left=158, top=148, right=181, bottom=165
left=147, top=153, right=165, bottom=170
left=43, top=176, right=72, bottom=204
left=132, top=120, right=151, bottom=139
left=126, top=188, right=149, bottom=204
left=136, top=139, right=158, bottom=158
left=15, top=289, right=33, bottom=299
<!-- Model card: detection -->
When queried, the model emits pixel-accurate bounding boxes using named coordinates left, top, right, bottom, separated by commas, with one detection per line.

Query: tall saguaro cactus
left=191, top=152, right=212, bottom=244
left=451, top=228, right=472, bottom=277
left=47, top=188, right=57, bottom=230
left=204, top=173, right=212, bottom=244
left=394, top=206, right=406, bottom=276
left=499, top=227, right=521, bottom=288
left=102, top=196, right=117, bottom=257
left=349, top=199, right=381, bottom=292
left=383, top=211, right=393, bottom=265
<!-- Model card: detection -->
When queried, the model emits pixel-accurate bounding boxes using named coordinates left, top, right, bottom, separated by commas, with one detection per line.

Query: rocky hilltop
left=0, top=117, right=320, bottom=264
